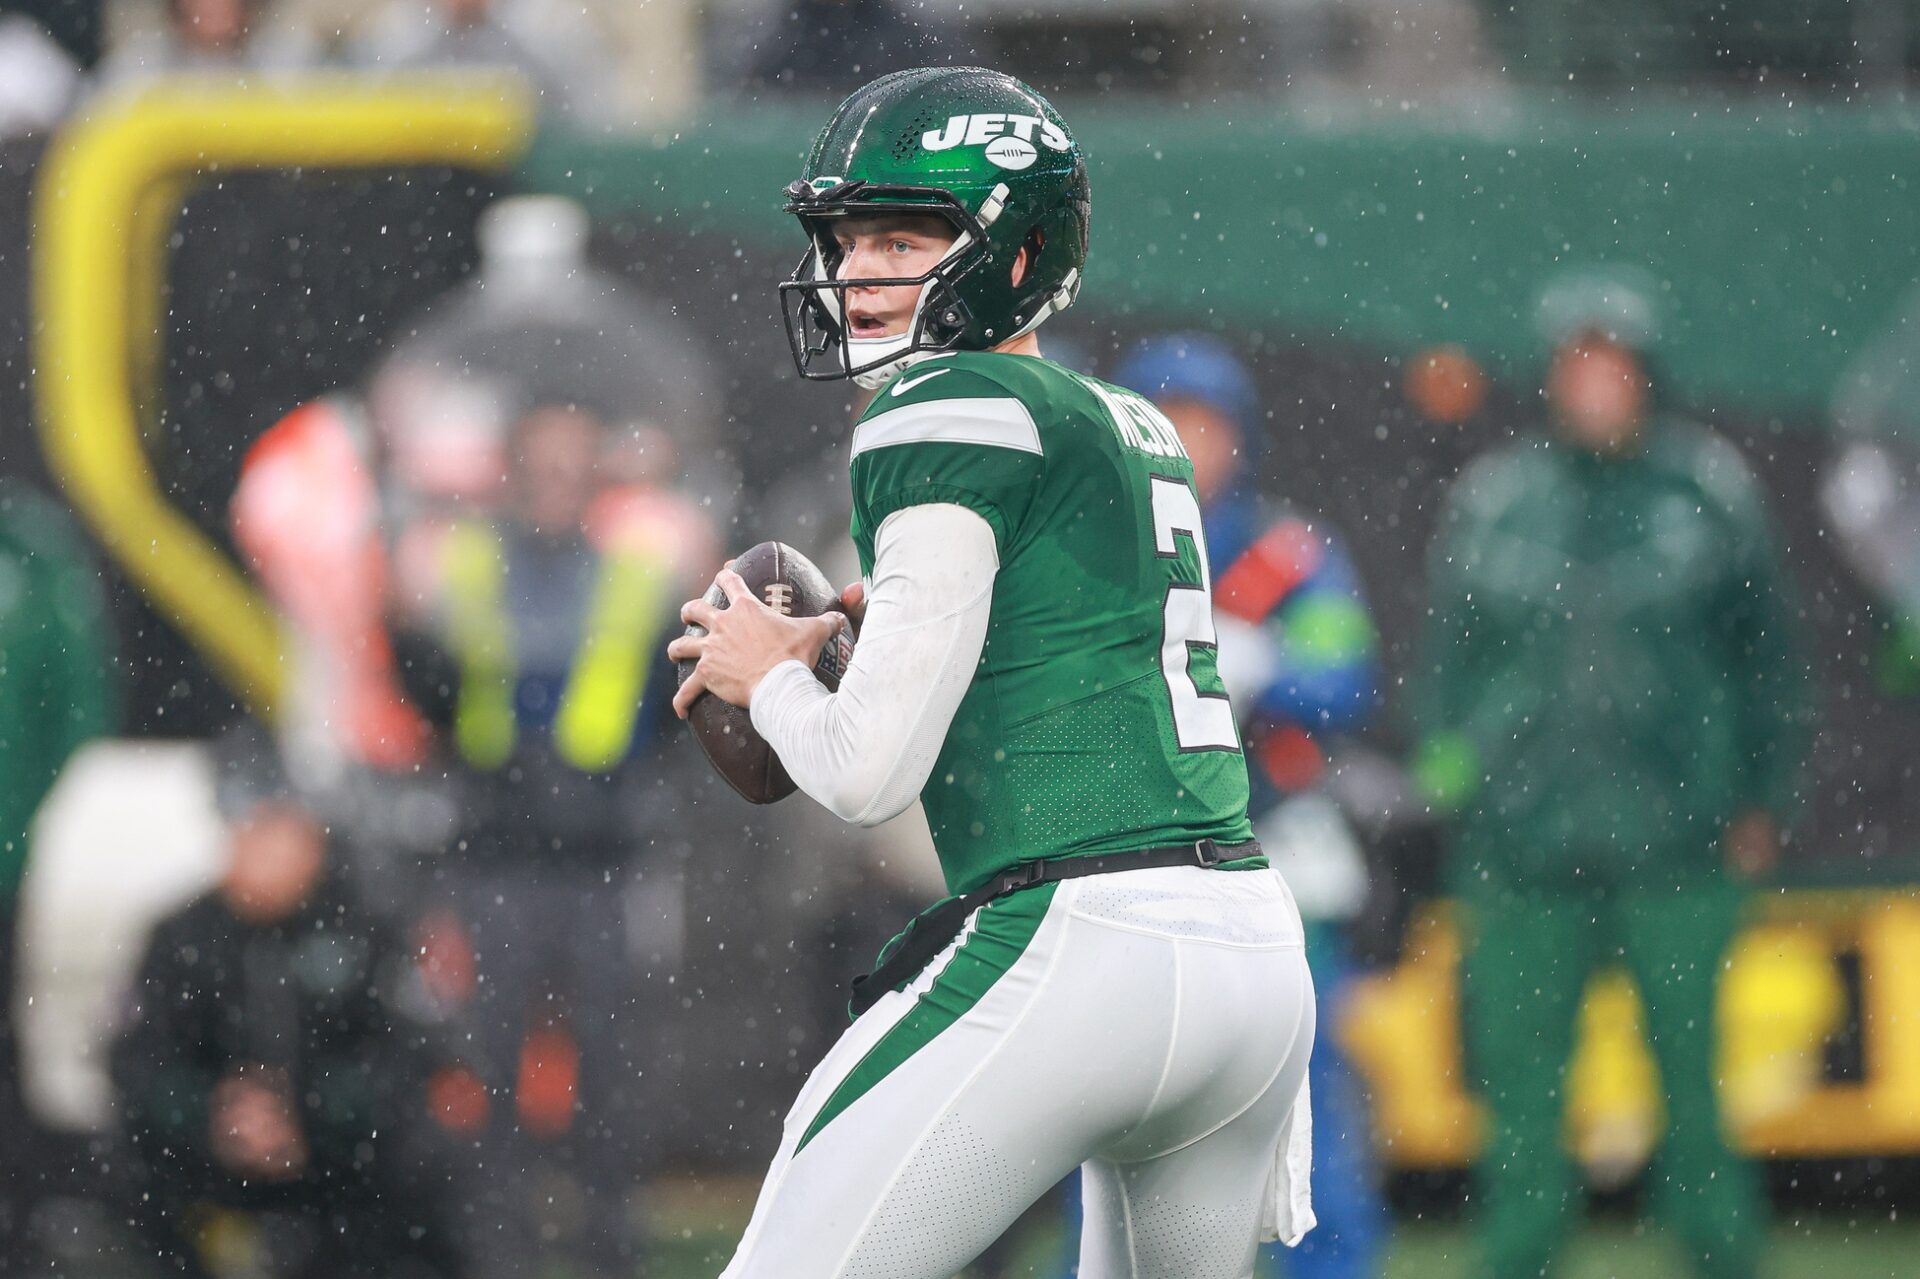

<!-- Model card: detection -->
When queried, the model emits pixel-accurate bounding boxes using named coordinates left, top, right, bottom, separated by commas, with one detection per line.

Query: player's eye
left=888, top=239, right=914, bottom=253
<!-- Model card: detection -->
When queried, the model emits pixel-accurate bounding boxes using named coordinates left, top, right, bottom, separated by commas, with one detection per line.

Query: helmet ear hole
left=1016, top=226, right=1046, bottom=286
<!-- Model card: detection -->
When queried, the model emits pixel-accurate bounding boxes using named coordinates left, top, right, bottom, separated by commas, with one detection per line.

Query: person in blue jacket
left=1115, top=334, right=1389, bottom=1279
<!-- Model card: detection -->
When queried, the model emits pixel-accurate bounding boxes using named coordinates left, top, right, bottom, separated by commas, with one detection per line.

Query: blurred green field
left=52, top=1159, right=1912, bottom=1267
left=638, top=1216, right=1919, bottom=1279
left=1381, top=1220, right=1917, bottom=1279
left=57, top=1206, right=1914, bottom=1278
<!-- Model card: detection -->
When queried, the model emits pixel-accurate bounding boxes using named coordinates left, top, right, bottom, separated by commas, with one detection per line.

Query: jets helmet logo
left=984, top=136, right=1037, bottom=171
left=921, top=113, right=1070, bottom=166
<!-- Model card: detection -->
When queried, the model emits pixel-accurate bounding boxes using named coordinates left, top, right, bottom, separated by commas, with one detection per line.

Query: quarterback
left=668, top=67, right=1315, bottom=1278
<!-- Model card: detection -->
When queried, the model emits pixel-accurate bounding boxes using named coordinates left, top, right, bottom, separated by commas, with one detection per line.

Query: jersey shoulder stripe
left=851, top=397, right=1042, bottom=459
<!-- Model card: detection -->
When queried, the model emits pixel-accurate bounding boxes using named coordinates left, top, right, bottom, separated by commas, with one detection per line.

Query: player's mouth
left=845, top=297, right=903, bottom=339
left=847, top=309, right=896, bottom=339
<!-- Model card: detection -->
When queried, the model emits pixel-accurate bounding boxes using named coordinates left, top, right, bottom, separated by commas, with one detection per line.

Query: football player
left=667, top=67, right=1315, bottom=1278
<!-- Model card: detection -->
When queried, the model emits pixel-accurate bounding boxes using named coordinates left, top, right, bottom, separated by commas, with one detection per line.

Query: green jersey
left=850, top=352, right=1256, bottom=895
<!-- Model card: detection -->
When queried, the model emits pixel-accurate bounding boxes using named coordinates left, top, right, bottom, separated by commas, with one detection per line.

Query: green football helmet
left=780, top=67, right=1091, bottom=388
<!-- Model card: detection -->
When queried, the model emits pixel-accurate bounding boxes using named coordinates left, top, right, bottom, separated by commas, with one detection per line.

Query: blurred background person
left=109, top=733, right=451, bottom=1279
left=0, top=479, right=114, bottom=1272
left=349, top=0, right=615, bottom=122
left=387, top=399, right=688, bottom=1279
left=226, top=193, right=725, bottom=1276
left=91, top=0, right=318, bottom=88
left=741, top=0, right=962, bottom=94
left=1412, top=267, right=1813, bottom=1279
left=1118, top=334, right=1388, bottom=1279
left=228, top=194, right=725, bottom=790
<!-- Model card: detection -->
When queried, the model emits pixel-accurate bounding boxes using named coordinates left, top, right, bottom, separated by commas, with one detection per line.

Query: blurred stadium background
left=2, top=0, right=1920, bottom=1276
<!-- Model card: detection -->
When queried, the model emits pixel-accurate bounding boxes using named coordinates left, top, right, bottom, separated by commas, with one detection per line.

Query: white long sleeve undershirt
left=749, top=503, right=998, bottom=826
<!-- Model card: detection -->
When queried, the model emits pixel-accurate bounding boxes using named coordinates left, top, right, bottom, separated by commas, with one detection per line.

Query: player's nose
left=837, top=243, right=884, bottom=285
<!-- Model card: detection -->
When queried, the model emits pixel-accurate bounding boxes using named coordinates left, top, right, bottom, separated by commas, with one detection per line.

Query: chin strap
left=851, top=348, right=938, bottom=391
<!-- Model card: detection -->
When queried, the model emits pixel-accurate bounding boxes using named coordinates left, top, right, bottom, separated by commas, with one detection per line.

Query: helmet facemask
left=779, top=68, right=1090, bottom=387
left=780, top=180, right=1008, bottom=389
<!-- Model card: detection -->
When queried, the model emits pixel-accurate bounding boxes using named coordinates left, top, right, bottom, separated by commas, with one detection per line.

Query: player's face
left=222, top=802, right=327, bottom=923
left=1547, top=335, right=1648, bottom=452
left=509, top=405, right=604, bottom=536
left=832, top=215, right=959, bottom=340
left=1158, top=398, right=1243, bottom=505
left=171, top=0, right=254, bottom=51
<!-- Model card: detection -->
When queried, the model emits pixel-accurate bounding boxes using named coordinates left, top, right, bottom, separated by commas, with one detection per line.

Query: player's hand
left=1725, top=809, right=1781, bottom=879
left=840, top=581, right=867, bottom=634
left=669, top=568, right=846, bottom=716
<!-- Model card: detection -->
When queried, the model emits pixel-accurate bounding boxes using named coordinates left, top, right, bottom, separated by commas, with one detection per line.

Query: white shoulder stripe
left=851, top=398, right=1042, bottom=460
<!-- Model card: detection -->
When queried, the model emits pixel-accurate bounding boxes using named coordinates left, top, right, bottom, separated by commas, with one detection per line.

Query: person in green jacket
left=0, top=479, right=114, bottom=1260
left=1413, top=269, right=1811, bottom=1279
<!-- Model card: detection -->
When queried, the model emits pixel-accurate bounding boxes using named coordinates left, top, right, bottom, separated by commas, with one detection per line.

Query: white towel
left=1258, top=1075, right=1316, bottom=1246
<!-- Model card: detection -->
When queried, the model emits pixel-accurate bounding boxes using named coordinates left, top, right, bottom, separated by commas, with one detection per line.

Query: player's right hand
left=670, top=570, right=846, bottom=716
left=840, top=581, right=867, bottom=634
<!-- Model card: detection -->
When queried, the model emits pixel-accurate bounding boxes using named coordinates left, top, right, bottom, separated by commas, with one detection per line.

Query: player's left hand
left=669, top=568, right=846, bottom=717
left=839, top=581, right=867, bottom=636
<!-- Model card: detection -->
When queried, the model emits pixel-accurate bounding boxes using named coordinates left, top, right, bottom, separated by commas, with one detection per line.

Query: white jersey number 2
left=1149, top=476, right=1241, bottom=753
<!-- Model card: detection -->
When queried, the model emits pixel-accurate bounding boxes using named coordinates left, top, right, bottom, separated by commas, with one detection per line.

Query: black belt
left=848, top=838, right=1260, bottom=1016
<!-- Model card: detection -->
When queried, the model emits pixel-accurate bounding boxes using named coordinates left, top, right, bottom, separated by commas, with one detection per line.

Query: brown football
left=676, top=541, right=854, bottom=804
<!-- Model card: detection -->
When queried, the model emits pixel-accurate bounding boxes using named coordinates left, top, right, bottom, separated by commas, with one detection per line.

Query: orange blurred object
left=1258, top=724, right=1327, bottom=793
left=517, top=1027, right=580, bottom=1138
left=1404, top=344, right=1488, bottom=424
left=587, top=482, right=721, bottom=580
left=231, top=399, right=431, bottom=768
left=413, top=910, right=478, bottom=1007
left=427, top=1065, right=490, bottom=1134
left=1215, top=521, right=1321, bottom=625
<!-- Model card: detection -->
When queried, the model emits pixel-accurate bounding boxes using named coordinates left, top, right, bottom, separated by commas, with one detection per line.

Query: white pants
left=721, top=865, right=1317, bottom=1279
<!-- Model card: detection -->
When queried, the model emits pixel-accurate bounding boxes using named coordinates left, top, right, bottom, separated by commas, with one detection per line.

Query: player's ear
left=1012, top=227, right=1046, bottom=288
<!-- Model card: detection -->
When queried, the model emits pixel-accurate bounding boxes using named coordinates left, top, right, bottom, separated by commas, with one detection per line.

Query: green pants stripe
left=797, top=884, right=1059, bottom=1154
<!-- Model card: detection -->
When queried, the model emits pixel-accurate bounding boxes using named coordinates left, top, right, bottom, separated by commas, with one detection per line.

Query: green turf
left=643, top=1216, right=1919, bottom=1278
left=1383, top=1218, right=1916, bottom=1279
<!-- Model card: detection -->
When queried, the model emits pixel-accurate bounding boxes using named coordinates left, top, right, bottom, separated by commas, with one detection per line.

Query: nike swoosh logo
left=890, top=368, right=952, bottom=397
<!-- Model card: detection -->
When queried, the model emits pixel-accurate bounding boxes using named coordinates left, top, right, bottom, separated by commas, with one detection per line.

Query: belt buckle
left=1193, top=839, right=1226, bottom=868
left=1006, top=860, right=1049, bottom=890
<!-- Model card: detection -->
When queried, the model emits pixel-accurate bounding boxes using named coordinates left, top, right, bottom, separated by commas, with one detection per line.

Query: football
left=677, top=541, right=854, bottom=803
